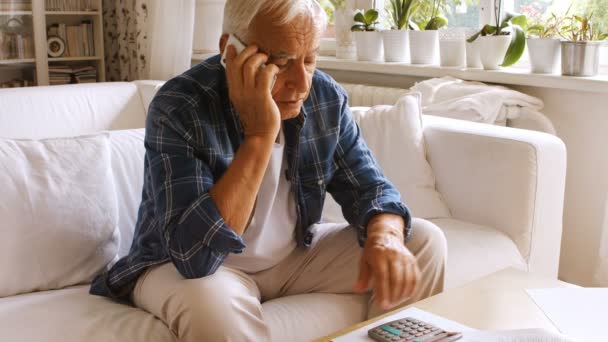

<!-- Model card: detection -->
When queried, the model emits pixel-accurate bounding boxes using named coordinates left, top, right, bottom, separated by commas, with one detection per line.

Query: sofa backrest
left=0, top=82, right=155, bottom=139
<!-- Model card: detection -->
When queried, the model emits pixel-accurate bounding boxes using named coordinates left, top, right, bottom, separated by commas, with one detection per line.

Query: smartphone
left=221, top=34, right=247, bottom=68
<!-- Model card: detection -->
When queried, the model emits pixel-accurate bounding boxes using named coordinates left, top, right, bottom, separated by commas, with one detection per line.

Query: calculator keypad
left=368, top=317, right=447, bottom=342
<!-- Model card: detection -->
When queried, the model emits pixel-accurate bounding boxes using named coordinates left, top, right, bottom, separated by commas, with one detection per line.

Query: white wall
left=321, top=68, right=608, bottom=286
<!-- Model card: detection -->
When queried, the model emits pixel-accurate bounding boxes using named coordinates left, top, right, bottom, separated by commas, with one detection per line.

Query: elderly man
left=90, top=0, right=447, bottom=340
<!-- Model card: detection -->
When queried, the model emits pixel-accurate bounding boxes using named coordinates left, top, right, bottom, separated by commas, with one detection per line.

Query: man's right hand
left=224, top=44, right=281, bottom=140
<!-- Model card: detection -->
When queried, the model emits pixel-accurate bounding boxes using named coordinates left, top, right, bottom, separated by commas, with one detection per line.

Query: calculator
left=368, top=317, right=463, bottom=342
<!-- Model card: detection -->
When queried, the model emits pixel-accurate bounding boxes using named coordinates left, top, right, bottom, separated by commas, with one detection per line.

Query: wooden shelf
left=0, top=58, right=36, bottom=65
left=0, top=11, right=33, bottom=15
left=45, top=11, right=100, bottom=16
left=48, top=56, right=102, bottom=62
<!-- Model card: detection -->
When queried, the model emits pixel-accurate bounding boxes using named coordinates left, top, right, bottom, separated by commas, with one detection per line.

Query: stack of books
left=73, top=65, right=96, bottom=83
left=49, top=64, right=97, bottom=85
left=47, top=21, right=95, bottom=57
left=0, top=0, right=32, bottom=11
left=48, top=65, right=73, bottom=85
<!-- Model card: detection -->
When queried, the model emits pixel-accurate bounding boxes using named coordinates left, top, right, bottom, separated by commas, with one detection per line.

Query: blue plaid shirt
left=90, top=55, right=411, bottom=301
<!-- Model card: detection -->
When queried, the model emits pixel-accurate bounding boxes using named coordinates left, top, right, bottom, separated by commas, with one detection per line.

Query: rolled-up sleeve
left=326, top=93, right=412, bottom=246
left=145, top=105, right=245, bottom=279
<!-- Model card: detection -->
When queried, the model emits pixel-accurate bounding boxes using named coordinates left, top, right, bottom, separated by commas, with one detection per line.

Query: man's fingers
left=227, top=44, right=258, bottom=87
left=257, top=63, right=279, bottom=93
left=401, top=260, right=420, bottom=301
left=389, top=260, right=404, bottom=306
left=374, top=260, right=390, bottom=309
left=354, top=259, right=371, bottom=292
left=243, top=53, right=269, bottom=90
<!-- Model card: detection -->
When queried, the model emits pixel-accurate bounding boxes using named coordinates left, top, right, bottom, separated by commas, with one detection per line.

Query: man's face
left=248, top=12, right=319, bottom=120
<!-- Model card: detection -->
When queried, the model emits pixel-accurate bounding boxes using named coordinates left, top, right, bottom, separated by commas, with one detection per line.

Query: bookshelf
left=0, top=0, right=104, bottom=87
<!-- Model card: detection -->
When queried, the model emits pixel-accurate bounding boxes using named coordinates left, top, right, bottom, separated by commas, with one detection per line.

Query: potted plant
left=382, top=0, right=418, bottom=63
left=560, top=13, right=608, bottom=76
left=330, top=0, right=358, bottom=59
left=466, top=0, right=527, bottom=70
left=527, top=10, right=569, bottom=74
left=408, top=0, right=447, bottom=64
left=351, top=8, right=383, bottom=62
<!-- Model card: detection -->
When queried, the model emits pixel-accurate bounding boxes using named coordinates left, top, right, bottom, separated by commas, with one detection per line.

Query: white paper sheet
left=331, top=307, right=474, bottom=342
left=526, top=288, right=608, bottom=342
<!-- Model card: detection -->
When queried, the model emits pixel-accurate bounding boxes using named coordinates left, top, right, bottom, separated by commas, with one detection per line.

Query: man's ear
left=219, top=34, right=229, bottom=54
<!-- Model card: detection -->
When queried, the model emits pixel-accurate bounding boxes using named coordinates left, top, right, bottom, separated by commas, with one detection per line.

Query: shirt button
left=317, top=179, right=323, bottom=185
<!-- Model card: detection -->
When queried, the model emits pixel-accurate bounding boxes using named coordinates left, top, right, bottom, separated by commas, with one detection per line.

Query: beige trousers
left=132, top=218, right=447, bottom=342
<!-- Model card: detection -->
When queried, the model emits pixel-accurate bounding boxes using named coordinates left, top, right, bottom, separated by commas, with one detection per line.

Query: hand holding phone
left=222, top=34, right=281, bottom=140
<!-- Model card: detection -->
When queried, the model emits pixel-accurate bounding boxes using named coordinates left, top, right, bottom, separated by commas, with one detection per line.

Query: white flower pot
left=439, top=28, right=465, bottom=67
left=354, top=31, right=383, bottom=62
left=527, top=38, right=561, bottom=74
left=439, top=40, right=465, bottom=67
left=409, top=30, right=439, bottom=65
left=465, top=40, right=482, bottom=68
left=479, top=35, right=512, bottom=70
left=382, top=30, right=409, bottom=63
left=334, top=8, right=357, bottom=60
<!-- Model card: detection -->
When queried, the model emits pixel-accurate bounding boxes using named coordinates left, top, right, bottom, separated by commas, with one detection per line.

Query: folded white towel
left=411, top=76, right=544, bottom=124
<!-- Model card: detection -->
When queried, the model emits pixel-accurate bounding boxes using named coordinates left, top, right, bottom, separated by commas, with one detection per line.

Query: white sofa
left=0, top=80, right=567, bottom=342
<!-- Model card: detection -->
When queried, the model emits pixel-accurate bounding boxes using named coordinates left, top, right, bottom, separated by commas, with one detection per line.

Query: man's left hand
left=353, top=214, right=420, bottom=310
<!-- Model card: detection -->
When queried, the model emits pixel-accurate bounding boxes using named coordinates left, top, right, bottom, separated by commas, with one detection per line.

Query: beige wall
left=321, top=68, right=608, bottom=286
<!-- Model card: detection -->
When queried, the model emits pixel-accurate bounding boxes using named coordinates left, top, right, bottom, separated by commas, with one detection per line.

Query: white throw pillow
left=0, top=133, right=119, bottom=297
left=322, top=92, right=451, bottom=223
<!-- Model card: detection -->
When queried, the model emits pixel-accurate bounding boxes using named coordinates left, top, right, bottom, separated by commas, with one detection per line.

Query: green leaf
left=466, top=29, right=482, bottom=43
left=501, top=25, right=526, bottom=67
left=481, top=24, right=497, bottom=36
left=510, top=15, right=528, bottom=30
left=409, top=20, right=420, bottom=31
left=351, top=24, right=365, bottom=32
left=354, top=12, right=365, bottom=24
left=364, top=9, right=379, bottom=24
left=425, top=16, right=448, bottom=30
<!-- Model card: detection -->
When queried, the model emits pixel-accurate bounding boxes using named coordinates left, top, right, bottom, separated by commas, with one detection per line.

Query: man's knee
left=156, top=268, right=268, bottom=342
left=409, top=218, right=448, bottom=268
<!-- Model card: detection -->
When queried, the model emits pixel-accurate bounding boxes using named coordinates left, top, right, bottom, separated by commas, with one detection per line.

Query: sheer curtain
left=147, top=0, right=195, bottom=80
left=103, top=0, right=195, bottom=81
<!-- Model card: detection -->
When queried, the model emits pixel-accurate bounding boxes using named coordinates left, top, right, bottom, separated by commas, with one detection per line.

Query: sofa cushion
left=0, top=133, right=119, bottom=297
left=431, top=218, right=527, bottom=289
left=0, top=286, right=176, bottom=342
left=323, top=92, right=451, bottom=223
left=0, top=83, right=146, bottom=139
left=109, top=129, right=146, bottom=258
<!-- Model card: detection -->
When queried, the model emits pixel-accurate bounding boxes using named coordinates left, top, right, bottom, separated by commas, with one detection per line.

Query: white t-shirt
left=223, top=130, right=298, bottom=273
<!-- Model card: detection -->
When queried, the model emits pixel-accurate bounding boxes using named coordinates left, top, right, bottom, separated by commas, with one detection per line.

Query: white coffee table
left=316, top=267, right=576, bottom=341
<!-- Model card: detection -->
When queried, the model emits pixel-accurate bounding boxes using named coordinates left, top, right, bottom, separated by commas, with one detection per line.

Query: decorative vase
left=479, top=35, right=511, bottom=70
left=561, top=41, right=601, bottom=77
left=381, top=29, right=409, bottom=63
left=409, top=30, right=439, bottom=65
left=334, top=8, right=357, bottom=60
left=527, top=37, right=561, bottom=74
left=353, top=31, right=383, bottom=62
left=464, top=28, right=482, bottom=68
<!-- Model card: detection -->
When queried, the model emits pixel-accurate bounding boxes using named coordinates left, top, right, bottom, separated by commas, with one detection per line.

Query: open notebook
left=331, top=307, right=574, bottom=342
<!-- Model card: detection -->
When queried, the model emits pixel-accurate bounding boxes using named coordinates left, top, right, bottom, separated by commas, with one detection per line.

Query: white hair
left=222, top=0, right=327, bottom=41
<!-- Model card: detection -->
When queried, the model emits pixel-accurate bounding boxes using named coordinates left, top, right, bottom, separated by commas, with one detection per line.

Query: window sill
left=317, top=56, right=608, bottom=93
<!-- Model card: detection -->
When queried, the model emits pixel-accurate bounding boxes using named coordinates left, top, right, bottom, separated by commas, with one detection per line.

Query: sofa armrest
left=422, top=115, right=567, bottom=278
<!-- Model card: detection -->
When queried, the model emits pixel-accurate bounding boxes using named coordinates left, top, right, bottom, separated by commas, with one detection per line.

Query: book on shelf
left=49, top=21, right=94, bottom=57
left=0, top=0, right=32, bottom=11
left=46, top=0, right=96, bottom=12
